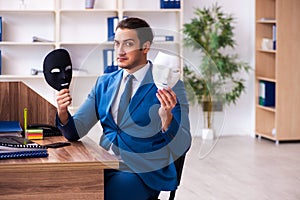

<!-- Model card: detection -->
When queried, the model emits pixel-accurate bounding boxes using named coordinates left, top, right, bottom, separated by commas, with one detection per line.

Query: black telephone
left=27, top=124, right=62, bottom=137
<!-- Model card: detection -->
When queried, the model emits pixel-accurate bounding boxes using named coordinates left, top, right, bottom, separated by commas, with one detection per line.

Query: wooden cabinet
left=255, top=0, right=300, bottom=143
left=0, top=0, right=183, bottom=111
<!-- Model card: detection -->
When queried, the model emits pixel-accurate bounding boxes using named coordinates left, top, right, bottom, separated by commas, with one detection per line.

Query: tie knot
left=124, top=74, right=134, bottom=88
left=126, top=74, right=134, bottom=81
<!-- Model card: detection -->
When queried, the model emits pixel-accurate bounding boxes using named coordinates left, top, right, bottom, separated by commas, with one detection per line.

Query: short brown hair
left=116, top=17, right=154, bottom=48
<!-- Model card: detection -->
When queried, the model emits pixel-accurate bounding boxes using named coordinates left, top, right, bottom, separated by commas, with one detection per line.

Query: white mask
left=152, top=51, right=181, bottom=89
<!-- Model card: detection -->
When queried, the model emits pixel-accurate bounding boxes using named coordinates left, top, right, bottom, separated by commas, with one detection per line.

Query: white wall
left=183, top=0, right=255, bottom=137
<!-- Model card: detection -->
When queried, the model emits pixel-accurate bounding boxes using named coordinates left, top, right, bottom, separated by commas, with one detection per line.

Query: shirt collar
left=122, top=62, right=150, bottom=83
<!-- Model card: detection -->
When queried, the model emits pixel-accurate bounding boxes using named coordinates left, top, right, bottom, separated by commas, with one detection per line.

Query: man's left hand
left=156, top=87, right=177, bottom=131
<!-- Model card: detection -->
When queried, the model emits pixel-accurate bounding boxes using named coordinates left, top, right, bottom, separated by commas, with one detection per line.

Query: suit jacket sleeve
left=56, top=79, right=100, bottom=141
left=161, top=80, right=192, bottom=157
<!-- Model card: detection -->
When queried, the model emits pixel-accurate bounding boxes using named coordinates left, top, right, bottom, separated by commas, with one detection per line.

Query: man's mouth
left=117, top=57, right=127, bottom=62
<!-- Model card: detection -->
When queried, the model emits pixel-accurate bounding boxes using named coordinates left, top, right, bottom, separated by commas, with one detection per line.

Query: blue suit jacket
left=57, top=63, right=191, bottom=191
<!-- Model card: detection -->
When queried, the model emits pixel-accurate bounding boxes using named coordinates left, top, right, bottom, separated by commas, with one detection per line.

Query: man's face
left=114, top=28, right=148, bottom=71
left=43, top=49, right=72, bottom=91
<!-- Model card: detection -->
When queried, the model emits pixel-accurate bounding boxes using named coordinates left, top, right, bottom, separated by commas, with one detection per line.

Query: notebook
left=0, top=121, right=23, bottom=132
left=0, top=121, right=23, bottom=137
left=0, top=136, right=48, bottom=159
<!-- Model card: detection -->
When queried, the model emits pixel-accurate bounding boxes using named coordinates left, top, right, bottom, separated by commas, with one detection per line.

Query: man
left=56, top=17, right=191, bottom=200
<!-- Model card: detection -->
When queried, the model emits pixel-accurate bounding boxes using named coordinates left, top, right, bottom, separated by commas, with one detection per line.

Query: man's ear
left=142, top=41, right=151, bottom=53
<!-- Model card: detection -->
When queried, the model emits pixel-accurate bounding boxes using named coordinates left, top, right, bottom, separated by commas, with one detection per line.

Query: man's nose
left=116, top=44, right=126, bottom=55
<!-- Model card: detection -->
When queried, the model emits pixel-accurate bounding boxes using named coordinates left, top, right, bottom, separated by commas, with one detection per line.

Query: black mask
left=43, top=49, right=72, bottom=91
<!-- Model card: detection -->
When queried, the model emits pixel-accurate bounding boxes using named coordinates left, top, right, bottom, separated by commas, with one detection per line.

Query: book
left=153, top=35, right=174, bottom=42
left=0, top=50, right=2, bottom=75
left=103, top=49, right=118, bottom=73
left=160, top=0, right=180, bottom=9
left=107, top=16, right=128, bottom=41
left=258, top=80, right=275, bottom=107
left=272, top=25, right=276, bottom=50
left=0, top=16, right=2, bottom=41
left=175, top=0, right=180, bottom=9
left=107, top=16, right=119, bottom=41
left=0, top=121, right=23, bottom=136
left=258, top=80, right=265, bottom=105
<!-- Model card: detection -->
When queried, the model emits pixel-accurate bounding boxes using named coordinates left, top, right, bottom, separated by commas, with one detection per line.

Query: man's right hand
left=56, top=89, right=72, bottom=125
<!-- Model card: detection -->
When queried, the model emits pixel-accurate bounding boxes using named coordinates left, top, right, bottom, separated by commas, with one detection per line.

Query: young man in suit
left=56, top=17, right=191, bottom=200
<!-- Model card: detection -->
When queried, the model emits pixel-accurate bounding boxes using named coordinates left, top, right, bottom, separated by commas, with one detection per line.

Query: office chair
left=169, top=154, right=186, bottom=200
left=154, top=154, right=186, bottom=200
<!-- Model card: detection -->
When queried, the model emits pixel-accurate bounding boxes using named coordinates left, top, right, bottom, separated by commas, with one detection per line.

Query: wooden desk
left=0, top=136, right=119, bottom=200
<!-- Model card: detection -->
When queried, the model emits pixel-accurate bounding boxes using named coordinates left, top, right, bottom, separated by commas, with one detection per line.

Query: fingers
left=55, top=89, right=71, bottom=125
left=56, top=89, right=72, bottom=111
left=156, top=87, right=177, bottom=110
left=157, top=87, right=176, bottom=131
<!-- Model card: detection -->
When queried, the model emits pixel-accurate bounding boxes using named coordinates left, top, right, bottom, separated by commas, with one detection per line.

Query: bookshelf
left=0, top=0, right=183, bottom=111
left=255, top=0, right=300, bottom=143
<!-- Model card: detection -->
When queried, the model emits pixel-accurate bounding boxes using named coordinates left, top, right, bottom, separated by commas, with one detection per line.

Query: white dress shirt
left=111, top=62, right=150, bottom=124
left=108, top=62, right=150, bottom=158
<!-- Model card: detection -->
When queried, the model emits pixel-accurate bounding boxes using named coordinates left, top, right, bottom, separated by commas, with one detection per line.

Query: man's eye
left=125, top=42, right=134, bottom=47
left=114, top=42, right=120, bottom=47
left=65, top=65, right=72, bottom=71
left=51, top=68, right=60, bottom=73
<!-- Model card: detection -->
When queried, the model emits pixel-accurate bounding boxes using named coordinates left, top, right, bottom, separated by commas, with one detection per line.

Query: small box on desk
left=259, top=80, right=275, bottom=107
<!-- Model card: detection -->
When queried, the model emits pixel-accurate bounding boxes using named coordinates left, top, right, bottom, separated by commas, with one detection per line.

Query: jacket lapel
left=105, top=71, right=123, bottom=119
left=129, top=63, right=155, bottom=115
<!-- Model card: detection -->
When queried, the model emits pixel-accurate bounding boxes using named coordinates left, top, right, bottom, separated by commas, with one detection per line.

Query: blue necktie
left=117, top=74, right=134, bottom=124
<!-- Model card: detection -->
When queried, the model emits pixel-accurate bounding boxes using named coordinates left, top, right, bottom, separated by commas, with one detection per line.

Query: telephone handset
left=27, top=124, right=62, bottom=137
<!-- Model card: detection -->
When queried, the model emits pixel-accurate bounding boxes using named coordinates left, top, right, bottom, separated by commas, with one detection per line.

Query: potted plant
left=182, top=4, right=250, bottom=139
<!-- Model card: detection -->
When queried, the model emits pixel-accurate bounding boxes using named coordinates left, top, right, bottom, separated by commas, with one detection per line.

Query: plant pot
left=202, top=128, right=214, bottom=140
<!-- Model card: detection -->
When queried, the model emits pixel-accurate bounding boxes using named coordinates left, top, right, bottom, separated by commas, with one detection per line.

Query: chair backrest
left=152, top=154, right=187, bottom=200
left=168, top=154, right=186, bottom=200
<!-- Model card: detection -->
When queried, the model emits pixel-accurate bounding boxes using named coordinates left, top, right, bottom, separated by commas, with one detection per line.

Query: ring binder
left=0, top=136, right=48, bottom=159
left=0, top=146, right=48, bottom=159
